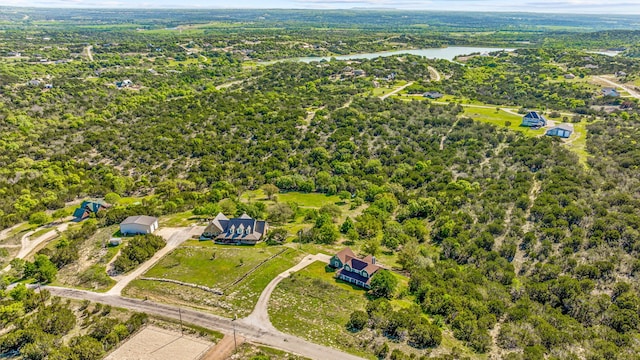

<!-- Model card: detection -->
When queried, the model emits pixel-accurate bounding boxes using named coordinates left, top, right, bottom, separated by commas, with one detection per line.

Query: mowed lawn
left=124, top=244, right=304, bottom=317
left=269, top=261, right=373, bottom=359
left=241, top=190, right=342, bottom=209
left=462, top=107, right=545, bottom=137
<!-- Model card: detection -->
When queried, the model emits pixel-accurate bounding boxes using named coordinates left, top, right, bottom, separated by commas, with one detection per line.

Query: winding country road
left=242, top=253, right=331, bottom=332
left=593, top=76, right=640, bottom=100
left=380, top=81, right=414, bottom=100
left=2, top=221, right=71, bottom=272
left=428, top=66, right=441, bottom=81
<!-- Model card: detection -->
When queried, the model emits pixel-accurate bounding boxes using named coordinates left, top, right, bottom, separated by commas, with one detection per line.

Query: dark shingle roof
left=338, top=269, right=373, bottom=285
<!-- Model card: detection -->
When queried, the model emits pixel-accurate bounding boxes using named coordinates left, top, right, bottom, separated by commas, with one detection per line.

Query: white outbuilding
left=120, top=215, right=159, bottom=235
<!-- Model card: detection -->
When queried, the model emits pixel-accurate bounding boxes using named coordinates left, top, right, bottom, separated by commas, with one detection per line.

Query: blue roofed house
left=423, top=91, right=444, bottom=99
left=602, top=88, right=620, bottom=97
left=546, top=123, right=574, bottom=139
left=521, top=111, right=547, bottom=127
left=201, top=213, right=269, bottom=245
left=330, top=247, right=382, bottom=289
left=73, top=199, right=110, bottom=221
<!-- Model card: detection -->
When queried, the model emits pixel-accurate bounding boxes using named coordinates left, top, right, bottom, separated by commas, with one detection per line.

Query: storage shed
left=120, top=215, right=159, bottom=235
left=546, top=123, right=574, bottom=138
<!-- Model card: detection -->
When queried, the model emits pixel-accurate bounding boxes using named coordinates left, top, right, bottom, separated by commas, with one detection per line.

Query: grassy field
left=372, top=80, right=407, bottom=97
left=124, top=244, right=304, bottom=317
left=143, top=245, right=286, bottom=289
left=241, top=190, right=342, bottom=208
left=269, top=261, right=373, bottom=359
left=160, top=210, right=202, bottom=227
left=462, top=107, right=546, bottom=137
left=269, top=261, right=475, bottom=359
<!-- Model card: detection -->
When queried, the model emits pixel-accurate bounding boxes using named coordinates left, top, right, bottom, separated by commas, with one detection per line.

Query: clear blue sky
left=2, top=0, right=640, bottom=14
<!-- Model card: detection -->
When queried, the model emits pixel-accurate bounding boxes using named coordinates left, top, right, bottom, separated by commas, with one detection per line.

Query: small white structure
left=120, top=215, right=159, bottom=235
left=109, top=238, right=122, bottom=246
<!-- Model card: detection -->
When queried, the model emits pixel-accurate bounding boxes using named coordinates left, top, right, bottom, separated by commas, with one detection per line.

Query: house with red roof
left=330, top=247, right=381, bottom=289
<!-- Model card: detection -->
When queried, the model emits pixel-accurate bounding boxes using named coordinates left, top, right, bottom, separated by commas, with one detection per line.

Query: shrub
left=112, top=234, right=165, bottom=274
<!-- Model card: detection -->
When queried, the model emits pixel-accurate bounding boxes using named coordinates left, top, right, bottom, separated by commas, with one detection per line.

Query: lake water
left=294, top=46, right=514, bottom=63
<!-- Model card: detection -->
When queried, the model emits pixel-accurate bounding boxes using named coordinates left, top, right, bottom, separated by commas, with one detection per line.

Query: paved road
left=380, top=81, right=414, bottom=100
left=428, top=66, right=441, bottom=81
left=107, top=226, right=203, bottom=296
left=43, top=287, right=365, bottom=360
left=242, top=253, right=331, bottom=332
left=2, top=221, right=71, bottom=272
left=593, top=76, right=640, bottom=100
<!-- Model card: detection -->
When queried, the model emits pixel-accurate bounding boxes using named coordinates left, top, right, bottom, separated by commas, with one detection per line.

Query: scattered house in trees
left=564, top=73, right=576, bottom=79
left=201, top=213, right=269, bottom=245
left=27, top=79, right=41, bottom=86
left=602, top=88, right=620, bottom=97
left=73, top=199, right=110, bottom=221
left=120, top=215, right=159, bottom=235
left=584, top=64, right=599, bottom=69
left=353, top=69, right=366, bottom=76
left=546, top=123, right=574, bottom=138
left=521, top=111, right=547, bottom=127
left=615, top=71, right=627, bottom=77
left=109, top=238, right=122, bottom=246
left=116, top=79, right=133, bottom=88
left=423, top=91, right=444, bottom=99
left=330, top=247, right=381, bottom=289
left=44, top=84, right=53, bottom=89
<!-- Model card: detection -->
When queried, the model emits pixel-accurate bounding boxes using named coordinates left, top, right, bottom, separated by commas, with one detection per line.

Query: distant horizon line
left=1, top=6, right=640, bottom=16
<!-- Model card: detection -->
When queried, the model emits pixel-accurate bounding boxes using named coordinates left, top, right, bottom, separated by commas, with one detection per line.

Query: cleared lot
left=105, top=326, right=213, bottom=360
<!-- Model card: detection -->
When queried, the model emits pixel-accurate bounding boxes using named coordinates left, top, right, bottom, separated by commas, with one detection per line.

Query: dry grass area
left=105, top=325, right=214, bottom=360
left=227, top=343, right=310, bottom=360
left=54, top=225, right=119, bottom=291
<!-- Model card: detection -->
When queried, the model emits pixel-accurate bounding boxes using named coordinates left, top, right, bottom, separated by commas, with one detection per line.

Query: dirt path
left=428, top=66, right=441, bottom=81
left=200, top=334, right=244, bottom=360
left=380, top=81, right=414, bottom=100
left=241, top=253, right=331, bottom=332
left=593, top=76, right=640, bottom=99
left=84, top=45, right=94, bottom=61
left=440, top=119, right=459, bottom=150
left=488, top=316, right=505, bottom=359
left=106, top=226, right=203, bottom=296
left=215, top=80, right=243, bottom=90
left=41, top=286, right=365, bottom=360
left=493, top=205, right=513, bottom=251
left=513, top=179, right=541, bottom=275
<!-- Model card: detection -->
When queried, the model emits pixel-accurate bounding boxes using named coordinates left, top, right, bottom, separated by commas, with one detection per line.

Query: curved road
left=428, top=66, right=441, bottom=82
left=2, top=221, right=71, bottom=272
left=242, top=254, right=331, bottom=331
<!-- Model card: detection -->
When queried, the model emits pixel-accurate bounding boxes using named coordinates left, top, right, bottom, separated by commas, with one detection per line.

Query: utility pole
left=233, top=314, right=238, bottom=353
left=179, top=307, right=183, bottom=336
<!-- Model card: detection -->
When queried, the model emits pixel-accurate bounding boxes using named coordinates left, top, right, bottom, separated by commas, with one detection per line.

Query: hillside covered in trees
left=1, top=8, right=640, bottom=360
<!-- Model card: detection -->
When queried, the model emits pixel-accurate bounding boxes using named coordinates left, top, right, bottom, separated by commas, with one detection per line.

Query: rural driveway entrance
left=107, top=225, right=203, bottom=296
